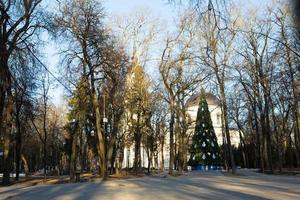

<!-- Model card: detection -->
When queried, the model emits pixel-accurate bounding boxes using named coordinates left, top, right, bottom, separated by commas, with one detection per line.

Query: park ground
left=0, top=169, right=300, bottom=200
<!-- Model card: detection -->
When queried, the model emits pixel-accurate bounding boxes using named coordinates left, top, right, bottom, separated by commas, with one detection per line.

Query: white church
left=122, top=92, right=240, bottom=169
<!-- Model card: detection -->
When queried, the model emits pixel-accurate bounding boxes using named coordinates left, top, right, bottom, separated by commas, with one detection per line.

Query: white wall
left=121, top=101, right=240, bottom=169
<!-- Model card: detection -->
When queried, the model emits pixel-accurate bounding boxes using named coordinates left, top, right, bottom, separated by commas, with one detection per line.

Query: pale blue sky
left=45, top=0, right=272, bottom=106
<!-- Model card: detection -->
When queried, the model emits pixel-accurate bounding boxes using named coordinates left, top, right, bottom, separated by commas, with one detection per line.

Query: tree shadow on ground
left=3, top=172, right=300, bottom=200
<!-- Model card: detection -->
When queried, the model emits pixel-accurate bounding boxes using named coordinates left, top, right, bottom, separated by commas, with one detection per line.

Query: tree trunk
left=160, top=135, right=164, bottom=171
left=154, top=152, right=158, bottom=169
left=93, top=93, right=107, bottom=179
left=178, top=131, right=184, bottom=173
left=174, top=121, right=178, bottom=171
left=43, top=141, right=47, bottom=178
left=109, top=145, right=117, bottom=175
left=258, top=119, right=265, bottom=172
left=238, top=131, right=247, bottom=168
left=147, top=150, right=152, bottom=174
left=15, top=107, right=22, bottom=181
left=0, top=56, right=12, bottom=185
left=2, top=93, right=13, bottom=185
left=291, top=78, right=300, bottom=167
left=288, top=132, right=294, bottom=168
left=0, top=48, right=8, bottom=138
left=264, top=94, right=274, bottom=173
left=271, top=102, right=283, bottom=172
left=183, top=136, right=188, bottom=171
left=220, top=87, right=236, bottom=174
left=42, top=91, right=48, bottom=179
left=253, top=103, right=264, bottom=172
left=134, top=130, right=141, bottom=175
left=169, top=97, right=175, bottom=175
left=116, top=140, right=124, bottom=175
left=79, top=125, right=84, bottom=173
left=21, top=154, right=29, bottom=177
left=70, top=123, right=78, bottom=182
left=107, top=117, right=119, bottom=175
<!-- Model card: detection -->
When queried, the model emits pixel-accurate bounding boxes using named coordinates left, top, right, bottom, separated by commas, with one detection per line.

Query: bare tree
left=275, top=8, right=300, bottom=166
left=30, top=73, right=50, bottom=178
left=196, top=8, right=238, bottom=173
left=11, top=55, right=39, bottom=180
left=0, top=0, right=44, bottom=185
left=159, top=12, right=204, bottom=174
left=54, top=0, right=110, bottom=178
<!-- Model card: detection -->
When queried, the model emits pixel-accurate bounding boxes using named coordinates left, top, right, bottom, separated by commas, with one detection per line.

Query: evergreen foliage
left=188, top=89, right=222, bottom=167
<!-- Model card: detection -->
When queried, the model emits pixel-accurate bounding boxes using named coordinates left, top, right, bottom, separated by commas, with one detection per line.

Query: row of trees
left=228, top=7, right=300, bottom=172
left=0, top=0, right=57, bottom=185
left=166, top=0, right=300, bottom=174
left=0, top=0, right=299, bottom=186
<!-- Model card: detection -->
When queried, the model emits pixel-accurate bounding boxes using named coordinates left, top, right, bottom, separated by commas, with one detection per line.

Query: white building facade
left=185, top=92, right=240, bottom=148
left=122, top=92, right=240, bottom=169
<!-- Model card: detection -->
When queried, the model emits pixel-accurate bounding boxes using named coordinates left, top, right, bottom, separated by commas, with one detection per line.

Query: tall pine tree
left=188, top=89, right=222, bottom=168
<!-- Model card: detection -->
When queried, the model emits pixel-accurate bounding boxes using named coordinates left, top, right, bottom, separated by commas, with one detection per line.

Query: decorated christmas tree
left=188, top=89, right=222, bottom=168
